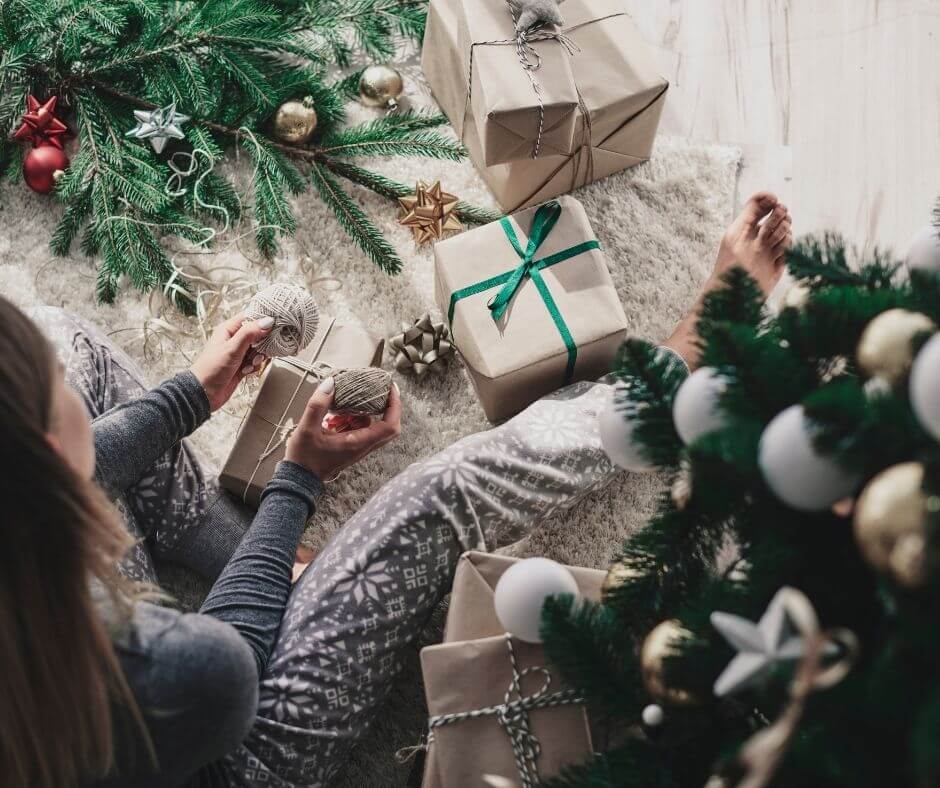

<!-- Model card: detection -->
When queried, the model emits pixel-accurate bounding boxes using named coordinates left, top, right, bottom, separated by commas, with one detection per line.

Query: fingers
left=382, top=383, right=402, bottom=427
left=238, top=348, right=266, bottom=377
left=214, top=312, right=247, bottom=341
left=337, top=389, right=402, bottom=453
left=296, top=376, right=334, bottom=433
left=227, top=316, right=274, bottom=359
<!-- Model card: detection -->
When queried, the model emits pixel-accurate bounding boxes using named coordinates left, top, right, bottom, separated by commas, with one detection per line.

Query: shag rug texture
left=0, top=96, right=740, bottom=782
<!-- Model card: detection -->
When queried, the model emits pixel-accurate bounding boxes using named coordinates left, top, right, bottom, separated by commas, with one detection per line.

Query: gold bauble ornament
left=640, top=620, right=697, bottom=706
left=358, top=64, right=404, bottom=110
left=854, top=461, right=929, bottom=588
left=271, top=96, right=318, bottom=144
left=856, top=309, right=936, bottom=386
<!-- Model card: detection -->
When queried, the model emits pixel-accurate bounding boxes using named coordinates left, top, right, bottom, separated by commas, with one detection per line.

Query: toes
left=758, top=205, right=789, bottom=241
left=767, top=218, right=792, bottom=247
left=741, top=191, right=779, bottom=223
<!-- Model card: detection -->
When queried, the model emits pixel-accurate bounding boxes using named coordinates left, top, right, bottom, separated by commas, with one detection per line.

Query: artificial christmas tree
left=540, top=221, right=940, bottom=786
left=0, top=0, right=497, bottom=309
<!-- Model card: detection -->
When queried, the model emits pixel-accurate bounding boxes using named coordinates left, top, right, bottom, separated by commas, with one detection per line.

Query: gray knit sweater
left=87, top=373, right=322, bottom=787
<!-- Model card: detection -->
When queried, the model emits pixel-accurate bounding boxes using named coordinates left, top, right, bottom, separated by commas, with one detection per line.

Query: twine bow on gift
left=446, top=200, right=600, bottom=385
left=465, top=0, right=580, bottom=159
left=397, top=633, right=584, bottom=788
left=704, top=588, right=859, bottom=788
left=388, top=314, right=454, bottom=379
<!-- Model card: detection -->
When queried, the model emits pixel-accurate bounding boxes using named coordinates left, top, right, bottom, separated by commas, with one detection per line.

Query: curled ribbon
left=388, top=314, right=454, bottom=380
left=396, top=633, right=584, bottom=788
left=705, top=587, right=859, bottom=788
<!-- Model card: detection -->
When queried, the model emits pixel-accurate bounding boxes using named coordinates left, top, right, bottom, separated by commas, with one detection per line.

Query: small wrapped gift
left=416, top=551, right=606, bottom=788
left=434, top=194, right=627, bottom=422
left=453, top=0, right=581, bottom=165
left=218, top=318, right=384, bottom=507
left=423, top=0, right=669, bottom=210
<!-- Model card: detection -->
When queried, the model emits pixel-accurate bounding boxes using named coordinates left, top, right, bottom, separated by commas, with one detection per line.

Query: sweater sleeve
left=92, top=371, right=211, bottom=498
left=199, top=461, right=323, bottom=676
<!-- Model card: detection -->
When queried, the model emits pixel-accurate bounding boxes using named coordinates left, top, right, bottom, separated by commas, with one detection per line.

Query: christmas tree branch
left=323, top=158, right=501, bottom=224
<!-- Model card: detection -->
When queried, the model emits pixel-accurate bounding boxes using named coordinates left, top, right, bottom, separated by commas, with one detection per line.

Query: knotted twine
left=243, top=283, right=320, bottom=358
left=397, top=633, right=584, bottom=788
left=466, top=1, right=579, bottom=159
left=704, top=588, right=859, bottom=788
left=462, top=4, right=630, bottom=205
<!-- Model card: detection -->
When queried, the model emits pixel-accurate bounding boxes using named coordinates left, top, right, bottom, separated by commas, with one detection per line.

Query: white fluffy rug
left=0, top=122, right=739, bottom=782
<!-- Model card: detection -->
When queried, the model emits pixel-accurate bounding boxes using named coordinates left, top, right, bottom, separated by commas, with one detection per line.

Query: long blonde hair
left=0, top=297, right=149, bottom=786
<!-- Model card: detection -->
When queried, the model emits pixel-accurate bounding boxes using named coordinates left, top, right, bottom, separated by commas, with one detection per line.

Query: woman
left=1, top=193, right=790, bottom=787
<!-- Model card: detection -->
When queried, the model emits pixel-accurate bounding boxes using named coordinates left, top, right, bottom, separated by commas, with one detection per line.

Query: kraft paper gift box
left=452, top=0, right=580, bottom=165
left=422, top=0, right=669, bottom=211
left=219, top=318, right=384, bottom=508
left=418, top=551, right=606, bottom=788
left=433, top=194, right=628, bottom=423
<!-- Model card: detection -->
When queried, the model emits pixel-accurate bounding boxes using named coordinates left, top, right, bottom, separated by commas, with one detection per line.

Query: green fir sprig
left=0, top=0, right=494, bottom=310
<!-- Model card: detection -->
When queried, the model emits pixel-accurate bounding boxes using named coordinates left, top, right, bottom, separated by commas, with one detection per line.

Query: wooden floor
left=623, top=0, right=940, bottom=258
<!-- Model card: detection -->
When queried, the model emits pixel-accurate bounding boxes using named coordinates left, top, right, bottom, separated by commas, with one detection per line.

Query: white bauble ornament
left=642, top=703, right=665, bottom=727
left=673, top=367, right=726, bottom=445
left=599, top=385, right=654, bottom=472
left=672, top=367, right=728, bottom=445
left=911, top=333, right=940, bottom=442
left=493, top=558, right=579, bottom=643
left=758, top=405, right=860, bottom=511
left=906, top=225, right=940, bottom=274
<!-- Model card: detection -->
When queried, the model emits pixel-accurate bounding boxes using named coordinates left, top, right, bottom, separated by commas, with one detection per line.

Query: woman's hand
left=285, top=376, right=402, bottom=481
left=190, top=314, right=274, bottom=412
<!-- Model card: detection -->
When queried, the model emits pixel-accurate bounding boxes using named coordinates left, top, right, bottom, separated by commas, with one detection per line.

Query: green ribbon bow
left=447, top=200, right=600, bottom=384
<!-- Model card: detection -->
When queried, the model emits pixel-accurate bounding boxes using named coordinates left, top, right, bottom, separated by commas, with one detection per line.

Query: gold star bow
left=397, top=180, right=463, bottom=245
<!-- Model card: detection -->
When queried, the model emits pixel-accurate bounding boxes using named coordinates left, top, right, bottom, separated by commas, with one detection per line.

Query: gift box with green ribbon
left=434, top=195, right=627, bottom=422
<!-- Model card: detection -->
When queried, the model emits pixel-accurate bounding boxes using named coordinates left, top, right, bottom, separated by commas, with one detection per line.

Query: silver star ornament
left=711, top=587, right=836, bottom=697
left=126, top=102, right=190, bottom=154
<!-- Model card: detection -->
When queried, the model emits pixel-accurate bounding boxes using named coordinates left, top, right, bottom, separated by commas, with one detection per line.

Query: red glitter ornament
left=23, top=144, right=70, bottom=194
left=13, top=95, right=68, bottom=149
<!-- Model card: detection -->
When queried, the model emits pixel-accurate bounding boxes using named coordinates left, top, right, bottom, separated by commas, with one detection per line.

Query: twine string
left=464, top=2, right=580, bottom=159
left=396, top=634, right=584, bottom=788
left=241, top=318, right=337, bottom=502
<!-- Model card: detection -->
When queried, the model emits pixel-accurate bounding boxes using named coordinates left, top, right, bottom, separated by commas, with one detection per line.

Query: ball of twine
left=333, top=368, right=393, bottom=415
left=243, top=283, right=319, bottom=357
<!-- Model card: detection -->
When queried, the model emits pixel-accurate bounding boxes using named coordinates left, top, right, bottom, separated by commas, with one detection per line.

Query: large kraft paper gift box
left=433, top=194, right=627, bottom=422
left=219, top=318, right=384, bottom=507
left=418, top=551, right=606, bottom=787
left=422, top=0, right=669, bottom=211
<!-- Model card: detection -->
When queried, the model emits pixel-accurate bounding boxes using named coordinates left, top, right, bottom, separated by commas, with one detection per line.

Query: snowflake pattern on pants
left=31, top=306, right=621, bottom=787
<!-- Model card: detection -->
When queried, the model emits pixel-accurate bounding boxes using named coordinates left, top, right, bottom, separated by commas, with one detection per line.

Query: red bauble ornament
left=23, top=144, right=70, bottom=194
left=13, top=95, right=68, bottom=149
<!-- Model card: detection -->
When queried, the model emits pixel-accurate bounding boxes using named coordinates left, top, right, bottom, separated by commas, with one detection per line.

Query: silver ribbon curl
left=704, top=587, right=859, bottom=788
left=398, top=633, right=584, bottom=788
left=387, top=314, right=454, bottom=380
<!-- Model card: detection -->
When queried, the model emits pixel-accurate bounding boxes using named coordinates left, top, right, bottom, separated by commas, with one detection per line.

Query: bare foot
left=661, top=191, right=794, bottom=369
left=712, top=191, right=792, bottom=295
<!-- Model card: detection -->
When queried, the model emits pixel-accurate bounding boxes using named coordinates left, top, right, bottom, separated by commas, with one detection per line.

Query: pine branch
left=610, top=337, right=687, bottom=468
left=324, top=157, right=501, bottom=224
left=308, top=159, right=403, bottom=273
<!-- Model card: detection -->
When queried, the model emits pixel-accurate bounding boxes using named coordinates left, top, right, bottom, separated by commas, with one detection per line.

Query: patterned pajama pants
left=33, top=307, right=620, bottom=787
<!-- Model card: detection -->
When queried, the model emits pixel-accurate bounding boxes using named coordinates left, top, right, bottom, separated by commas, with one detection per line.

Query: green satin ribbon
left=446, top=200, right=600, bottom=384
